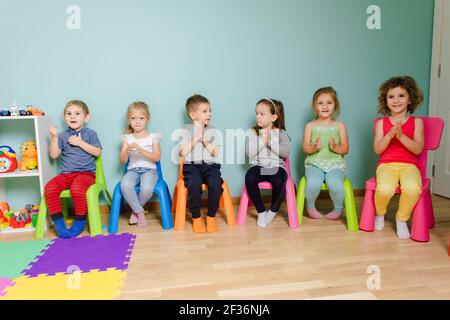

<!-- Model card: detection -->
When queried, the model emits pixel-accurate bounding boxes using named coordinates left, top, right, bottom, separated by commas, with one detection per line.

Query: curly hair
left=378, top=76, right=424, bottom=115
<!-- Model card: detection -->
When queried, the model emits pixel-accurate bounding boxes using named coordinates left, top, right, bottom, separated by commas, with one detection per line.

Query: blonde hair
left=64, top=100, right=89, bottom=115
left=125, top=101, right=150, bottom=133
left=311, top=87, right=340, bottom=119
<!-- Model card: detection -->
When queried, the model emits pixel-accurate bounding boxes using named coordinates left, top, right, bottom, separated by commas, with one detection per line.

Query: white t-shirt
left=123, top=132, right=162, bottom=169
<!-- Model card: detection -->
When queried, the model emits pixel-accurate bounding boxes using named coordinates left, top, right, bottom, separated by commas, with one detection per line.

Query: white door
left=432, top=0, right=450, bottom=198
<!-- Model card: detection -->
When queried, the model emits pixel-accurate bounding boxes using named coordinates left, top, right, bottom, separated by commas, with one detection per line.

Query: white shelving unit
left=0, top=115, right=57, bottom=234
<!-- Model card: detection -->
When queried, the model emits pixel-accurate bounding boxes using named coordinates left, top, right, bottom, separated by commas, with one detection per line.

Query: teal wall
left=0, top=0, right=435, bottom=209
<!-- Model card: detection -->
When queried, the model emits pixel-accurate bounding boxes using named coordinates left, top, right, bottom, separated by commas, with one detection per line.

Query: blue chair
left=108, top=161, right=173, bottom=233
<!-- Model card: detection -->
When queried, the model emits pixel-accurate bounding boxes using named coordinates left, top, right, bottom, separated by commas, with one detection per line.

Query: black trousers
left=245, top=166, right=287, bottom=214
left=183, top=162, right=223, bottom=218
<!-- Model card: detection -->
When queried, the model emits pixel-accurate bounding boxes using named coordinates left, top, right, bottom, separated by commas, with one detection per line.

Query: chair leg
left=155, top=181, right=174, bottom=230
left=411, top=195, right=429, bottom=242
left=221, top=181, right=236, bottom=226
left=425, top=191, right=435, bottom=229
left=285, top=179, right=299, bottom=228
left=343, top=179, right=358, bottom=232
left=171, top=185, right=178, bottom=214
left=296, top=177, right=306, bottom=225
left=35, top=196, right=48, bottom=239
left=359, top=188, right=376, bottom=232
left=174, top=180, right=187, bottom=231
left=108, top=183, right=123, bottom=234
left=62, top=198, right=70, bottom=219
left=237, top=186, right=250, bottom=225
left=86, top=184, right=104, bottom=236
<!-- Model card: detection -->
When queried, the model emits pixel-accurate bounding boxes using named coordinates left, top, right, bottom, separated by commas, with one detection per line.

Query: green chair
left=35, top=156, right=112, bottom=239
left=296, top=176, right=358, bottom=231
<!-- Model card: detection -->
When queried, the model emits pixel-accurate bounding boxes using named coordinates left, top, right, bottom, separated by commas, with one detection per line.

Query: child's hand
left=68, top=135, right=83, bottom=146
left=128, top=143, right=141, bottom=154
left=194, top=121, right=204, bottom=141
left=259, top=129, right=271, bottom=145
left=329, top=136, right=337, bottom=152
left=395, top=121, right=404, bottom=140
left=388, top=123, right=400, bottom=139
left=313, top=137, right=321, bottom=151
left=49, top=126, right=58, bottom=138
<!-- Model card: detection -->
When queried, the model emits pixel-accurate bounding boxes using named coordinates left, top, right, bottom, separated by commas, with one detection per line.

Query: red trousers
left=44, top=172, right=96, bottom=216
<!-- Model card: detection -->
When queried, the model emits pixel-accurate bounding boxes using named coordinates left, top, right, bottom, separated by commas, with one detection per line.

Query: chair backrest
left=373, top=117, right=445, bottom=179
left=94, top=155, right=107, bottom=187
left=284, top=157, right=293, bottom=179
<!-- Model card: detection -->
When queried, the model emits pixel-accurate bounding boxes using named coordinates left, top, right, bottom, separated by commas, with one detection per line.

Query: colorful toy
left=19, top=141, right=38, bottom=171
left=0, top=201, right=10, bottom=212
left=26, top=106, right=45, bottom=116
left=0, top=101, right=44, bottom=117
left=9, top=103, right=19, bottom=116
left=0, top=108, right=11, bottom=116
left=0, top=146, right=18, bottom=173
left=9, top=210, right=32, bottom=229
left=0, top=204, right=38, bottom=229
left=0, top=208, right=10, bottom=229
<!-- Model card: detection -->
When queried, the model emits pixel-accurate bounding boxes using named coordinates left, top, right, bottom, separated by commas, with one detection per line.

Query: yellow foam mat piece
left=1, top=268, right=126, bottom=300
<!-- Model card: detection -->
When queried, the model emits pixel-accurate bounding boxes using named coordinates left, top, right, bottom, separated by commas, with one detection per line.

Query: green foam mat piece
left=0, top=239, right=52, bottom=279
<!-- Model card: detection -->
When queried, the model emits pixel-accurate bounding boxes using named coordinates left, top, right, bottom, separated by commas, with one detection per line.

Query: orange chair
left=171, top=158, right=236, bottom=230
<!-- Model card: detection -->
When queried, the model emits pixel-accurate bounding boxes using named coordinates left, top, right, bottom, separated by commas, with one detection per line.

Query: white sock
left=265, top=210, right=277, bottom=225
left=375, top=215, right=385, bottom=231
left=396, top=219, right=410, bottom=240
left=257, top=211, right=267, bottom=228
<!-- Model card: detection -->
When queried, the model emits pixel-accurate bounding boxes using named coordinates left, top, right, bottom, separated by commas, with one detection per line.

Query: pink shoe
left=306, top=208, right=323, bottom=219
left=136, top=211, right=148, bottom=227
left=129, top=213, right=138, bottom=225
left=325, top=211, right=342, bottom=220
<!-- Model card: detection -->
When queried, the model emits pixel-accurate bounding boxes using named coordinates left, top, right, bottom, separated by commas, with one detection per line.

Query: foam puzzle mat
left=1, top=269, right=126, bottom=300
left=0, top=233, right=136, bottom=300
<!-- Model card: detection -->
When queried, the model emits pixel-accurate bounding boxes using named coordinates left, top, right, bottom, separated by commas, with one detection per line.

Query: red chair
left=359, top=117, right=445, bottom=242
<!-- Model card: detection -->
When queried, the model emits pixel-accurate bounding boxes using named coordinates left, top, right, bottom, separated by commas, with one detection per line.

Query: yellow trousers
left=374, top=163, right=422, bottom=221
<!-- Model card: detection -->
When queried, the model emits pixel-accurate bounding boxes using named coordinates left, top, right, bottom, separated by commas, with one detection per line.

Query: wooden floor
left=2, top=195, right=450, bottom=300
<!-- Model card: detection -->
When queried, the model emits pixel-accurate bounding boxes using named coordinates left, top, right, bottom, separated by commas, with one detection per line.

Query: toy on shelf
left=0, top=146, right=18, bottom=173
left=0, top=202, right=10, bottom=229
left=0, top=201, right=9, bottom=212
left=0, top=101, right=45, bottom=117
left=0, top=203, right=39, bottom=230
left=19, top=141, right=38, bottom=171
left=9, top=101, right=19, bottom=116
left=0, top=108, right=11, bottom=116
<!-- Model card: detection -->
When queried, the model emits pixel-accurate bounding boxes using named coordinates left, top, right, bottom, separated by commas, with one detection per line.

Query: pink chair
left=237, top=158, right=299, bottom=228
left=359, top=117, right=445, bottom=242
